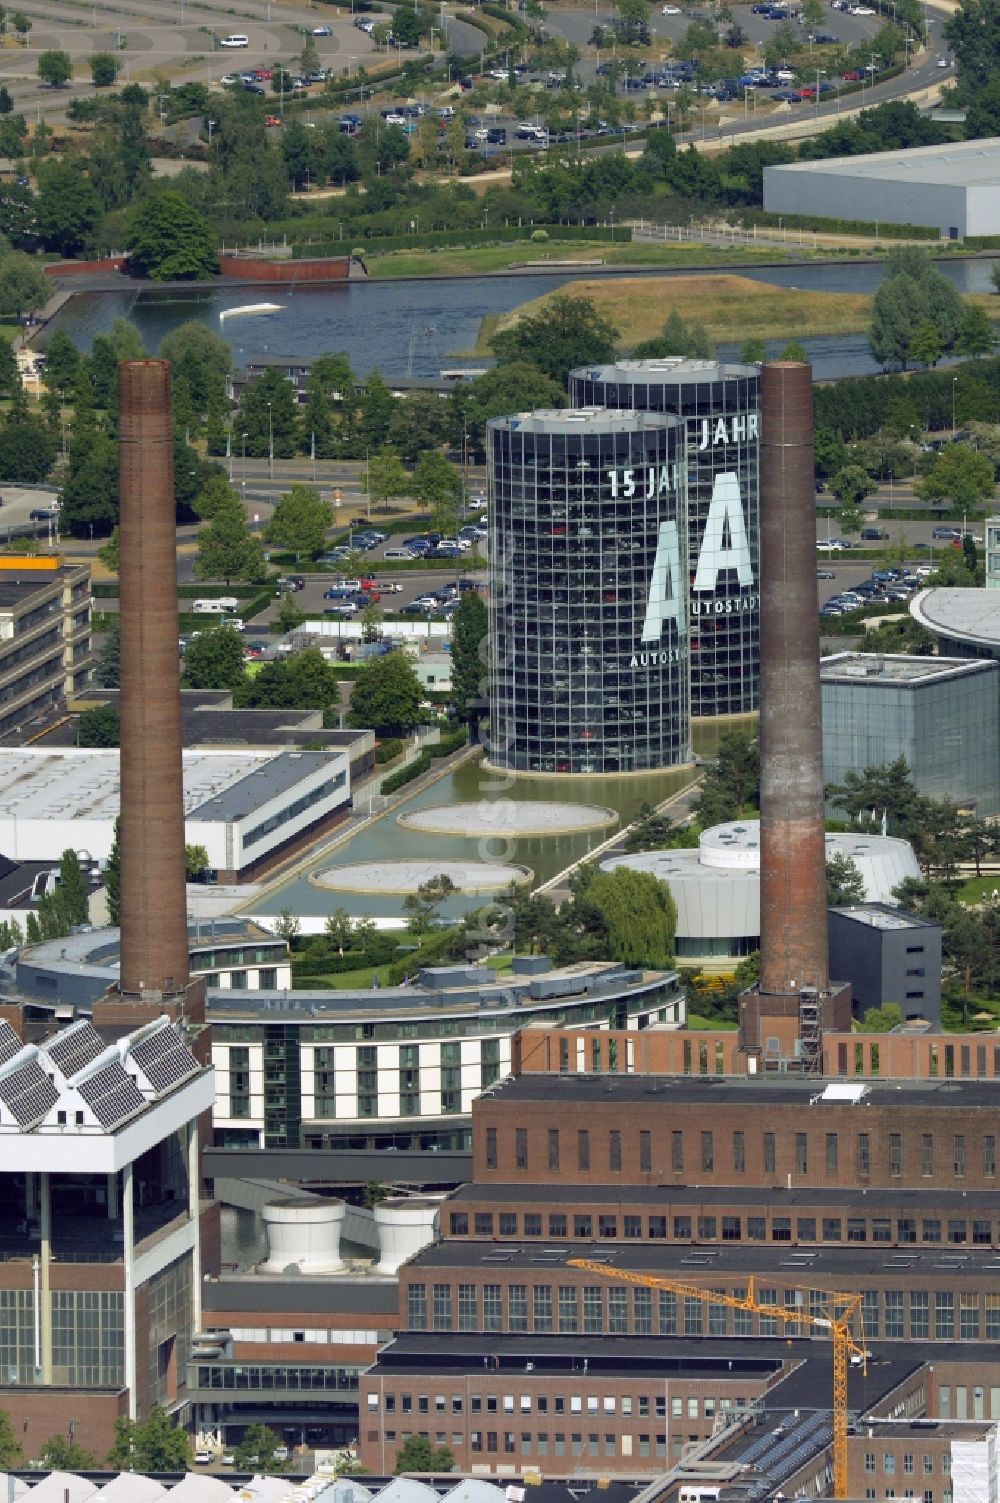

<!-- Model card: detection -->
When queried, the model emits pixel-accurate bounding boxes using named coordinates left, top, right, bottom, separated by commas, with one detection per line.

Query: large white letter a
left=641, top=521, right=686, bottom=643
left=693, top=472, right=753, bottom=593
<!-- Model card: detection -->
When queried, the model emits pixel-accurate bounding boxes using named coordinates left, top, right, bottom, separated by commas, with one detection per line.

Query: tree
left=367, top=448, right=411, bottom=511
left=55, top=848, right=91, bottom=928
left=10, top=12, right=30, bottom=44
left=916, top=443, right=995, bottom=517
left=89, top=51, right=118, bottom=87
left=105, top=816, right=121, bottom=924
left=37, top=50, right=72, bottom=87
left=236, top=648, right=341, bottom=710
left=196, top=496, right=265, bottom=585
left=909, top=318, right=943, bottom=368
left=234, top=1424, right=290, bottom=1473
left=831, top=463, right=875, bottom=510
left=237, top=367, right=299, bottom=459
left=106, top=1407, right=191, bottom=1472
left=956, top=303, right=995, bottom=359
left=186, top=844, right=211, bottom=881
left=413, top=450, right=461, bottom=530
left=273, top=908, right=301, bottom=943
left=0, top=87, right=12, bottom=115
left=325, top=907, right=354, bottom=952
left=348, top=650, right=424, bottom=735
left=584, top=867, right=677, bottom=968
left=826, top=851, right=866, bottom=907
left=183, top=625, right=247, bottom=690
left=44, top=327, right=79, bottom=392
left=60, top=429, right=118, bottom=535
left=404, top=873, right=458, bottom=936
left=395, top=1436, right=454, bottom=1475
left=159, top=321, right=233, bottom=407
left=861, top=1001, right=904, bottom=1032
left=126, top=191, right=217, bottom=280
left=194, top=470, right=241, bottom=522
left=739, top=337, right=766, bottom=364
left=491, top=293, right=618, bottom=388
left=266, top=484, right=333, bottom=560
left=77, top=703, right=120, bottom=747
left=359, top=370, right=395, bottom=449
left=0, top=1410, right=22, bottom=1468
left=0, top=251, right=49, bottom=320
left=93, top=623, right=120, bottom=687
left=35, top=159, right=100, bottom=256
left=692, top=730, right=760, bottom=826
left=38, top=1435, right=97, bottom=1470
left=451, top=590, right=487, bottom=721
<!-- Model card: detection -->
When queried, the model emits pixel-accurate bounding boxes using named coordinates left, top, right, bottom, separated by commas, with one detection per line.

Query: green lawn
left=687, top=1013, right=738, bottom=1030
left=363, top=240, right=781, bottom=279
left=956, top=875, right=1000, bottom=905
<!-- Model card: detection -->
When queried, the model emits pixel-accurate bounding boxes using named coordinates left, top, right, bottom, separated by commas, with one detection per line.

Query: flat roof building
left=0, top=746, right=351, bottom=880
left=821, top=651, right=1000, bottom=815
left=763, top=138, right=1000, bottom=238
left=910, top=586, right=1000, bottom=658
left=828, top=902, right=942, bottom=1027
left=0, top=554, right=92, bottom=742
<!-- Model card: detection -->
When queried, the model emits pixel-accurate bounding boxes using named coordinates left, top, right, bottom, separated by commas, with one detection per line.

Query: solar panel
left=45, top=1020, right=105, bottom=1078
left=0, top=1021, right=22, bottom=1067
left=77, top=1059, right=146, bottom=1130
left=128, top=1027, right=199, bottom=1093
left=0, top=1057, right=59, bottom=1128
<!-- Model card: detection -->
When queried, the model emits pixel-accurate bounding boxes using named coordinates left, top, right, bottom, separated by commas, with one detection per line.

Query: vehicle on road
left=30, top=507, right=58, bottom=521
left=662, top=5, right=681, bottom=12
left=860, top=526, right=888, bottom=540
left=194, top=1452, right=213, bottom=1465
left=817, top=569, right=836, bottom=579
left=312, top=23, right=332, bottom=33
left=220, top=33, right=249, bottom=46
left=932, top=525, right=960, bottom=539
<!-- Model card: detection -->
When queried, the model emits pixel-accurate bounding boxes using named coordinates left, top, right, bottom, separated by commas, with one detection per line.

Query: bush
left=375, top=737, right=405, bottom=764
left=381, top=750, right=430, bottom=793
left=530, top=229, right=549, bottom=242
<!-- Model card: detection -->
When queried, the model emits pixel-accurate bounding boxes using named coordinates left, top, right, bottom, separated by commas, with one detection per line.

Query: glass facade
left=488, top=409, right=689, bottom=773
left=568, top=360, right=761, bottom=719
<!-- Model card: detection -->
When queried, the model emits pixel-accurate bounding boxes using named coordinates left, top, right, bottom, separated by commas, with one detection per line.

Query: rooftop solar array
left=0, top=1019, right=23, bottom=1067
left=45, top=1019, right=105, bottom=1078
left=0, top=1055, right=59, bottom=1128
left=77, top=1059, right=147, bottom=1131
left=128, top=1026, right=200, bottom=1093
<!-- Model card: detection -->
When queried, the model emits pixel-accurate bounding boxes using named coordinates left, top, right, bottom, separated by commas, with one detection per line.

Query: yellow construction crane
left=567, top=1258, right=866, bottom=1500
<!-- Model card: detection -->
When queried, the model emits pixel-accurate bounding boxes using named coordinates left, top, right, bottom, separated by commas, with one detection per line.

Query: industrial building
left=827, top=903, right=943, bottom=1026
left=0, top=1014, right=215, bottom=1457
left=763, top=138, right=1000, bottom=239
left=911, top=585, right=1000, bottom=660
left=0, top=553, right=91, bottom=741
left=821, top=651, right=1000, bottom=816
left=601, top=821, right=921, bottom=967
left=3, top=950, right=684, bottom=1150
left=0, top=746, right=352, bottom=879
left=568, top=359, right=760, bottom=719
left=487, top=408, right=689, bottom=774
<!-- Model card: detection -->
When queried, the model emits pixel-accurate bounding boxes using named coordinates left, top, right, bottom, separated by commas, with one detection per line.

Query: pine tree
left=105, top=816, right=121, bottom=925
left=58, top=848, right=90, bottom=926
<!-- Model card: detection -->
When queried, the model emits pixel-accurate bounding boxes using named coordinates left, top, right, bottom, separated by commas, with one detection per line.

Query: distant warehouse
left=763, top=138, right=1000, bottom=239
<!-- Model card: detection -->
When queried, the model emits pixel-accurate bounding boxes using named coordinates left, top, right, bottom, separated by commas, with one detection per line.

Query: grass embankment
left=483, top=273, right=1000, bottom=351
left=364, top=241, right=782, bottom=280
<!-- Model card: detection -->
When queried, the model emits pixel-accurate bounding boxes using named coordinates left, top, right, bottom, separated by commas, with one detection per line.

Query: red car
left=841, top=69, right=861, bottom=80
left=252, top=66, right=273, bottom=80
left=265, top=115, right=281, bottom=127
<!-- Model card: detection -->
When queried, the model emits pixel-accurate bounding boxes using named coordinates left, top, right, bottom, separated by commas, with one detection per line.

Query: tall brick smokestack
left=758, top=361, right=829, bottom=998
left=117, top=360, right=190, bottom=1001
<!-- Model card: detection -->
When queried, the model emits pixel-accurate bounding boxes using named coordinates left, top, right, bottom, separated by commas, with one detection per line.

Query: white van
left=192, top=597, right=240, bottom=614
left=220, top=33, right=249, bottom=46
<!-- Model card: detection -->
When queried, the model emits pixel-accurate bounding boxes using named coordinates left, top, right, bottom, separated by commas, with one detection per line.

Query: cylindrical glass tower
left=568, top=359, right=761, bottom=719
left=487, top=408, right=689, bottom=775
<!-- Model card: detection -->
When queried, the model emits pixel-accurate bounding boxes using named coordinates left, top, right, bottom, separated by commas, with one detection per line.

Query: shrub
left=381, top=751, right=431, bottom=793
left=375, top=737, right=405, bottom=764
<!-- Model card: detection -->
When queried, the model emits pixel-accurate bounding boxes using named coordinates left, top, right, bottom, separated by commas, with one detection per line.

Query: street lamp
left=241, top=430, right=248, bottom=501
left=267, top=402, right=274, bottom=480
left=952, top=376, right=958, bottom=437
left=815, top=67, right=824, bottom=112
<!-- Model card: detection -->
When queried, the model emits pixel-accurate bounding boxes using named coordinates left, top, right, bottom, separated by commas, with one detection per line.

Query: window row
left=448, top=1208, right=999, bottom=1246
left=484, top=1125, right=999, bottom=1180
left=368, top=1391, right=739, bottom=1420
left=405, top=1284, right=1000, bottom=1341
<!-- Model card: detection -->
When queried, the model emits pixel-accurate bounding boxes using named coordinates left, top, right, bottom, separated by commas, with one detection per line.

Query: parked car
left=817, top=569, right=836, bottom=579
left=932, top=525, right=960, bottom=539
left=860, top=527, right=888, bottom=540
left=312, top=23, right=332, bottom=33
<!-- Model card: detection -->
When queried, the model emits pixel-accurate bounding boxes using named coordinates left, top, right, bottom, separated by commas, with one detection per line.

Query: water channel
left=252, top=754, right=694, bottom=921
left=47, top=256, right=1000, bottom=382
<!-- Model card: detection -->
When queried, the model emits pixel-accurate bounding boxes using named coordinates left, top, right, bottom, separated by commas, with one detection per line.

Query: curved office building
left=568, top=359, right=761, bottom=718
left=487, top=408, right=688, bottom=774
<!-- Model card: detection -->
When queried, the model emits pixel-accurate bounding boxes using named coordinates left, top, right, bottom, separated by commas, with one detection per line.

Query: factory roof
left=820, top=651, right=993, bottom=685
left=408, top=1238, right=1000, bottom=1279
left=764, top=136, right=1000, bottom=185
left=203, top=1276, right=399, bottom=1316
left=488, top=408, right=680, bottom=436
left=909, top=588, right=1000, bottom=651
left=185, top=750, right=339, bottom=821
left=76, top=692, right=372, bottom=757
left=479, top=1071, right=999, bottom=1109
left=0, top=747, right=340, bottom=824
left=833, top=904, right=938, bottom=932
left=570, top=357, right=758, bottom=386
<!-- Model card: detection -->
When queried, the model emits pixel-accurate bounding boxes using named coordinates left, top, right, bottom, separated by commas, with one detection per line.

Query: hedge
left=381, top=750, right=431, bottom=792
left=295, top=224, right=620, bottom=257
left=375, top=737, right=405, bottom=763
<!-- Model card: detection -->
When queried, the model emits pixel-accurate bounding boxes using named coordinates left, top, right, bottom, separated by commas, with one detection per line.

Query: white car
left=662, top=5, right=681, bottom=13
left=382, top=110, right=407, bottom=125
left=936, top=54, right=949, bottom=65
left=775, top=67, right=795, bottom=80
left=849, top=5, right=875, bottom=13
left=194, top=1452, right=213, bottom=1466
left=379, top=581, right=403, bottom=592
left=219, top=33, right=249, bottom=46
left=221, top=1455, right=235, bottom=1467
